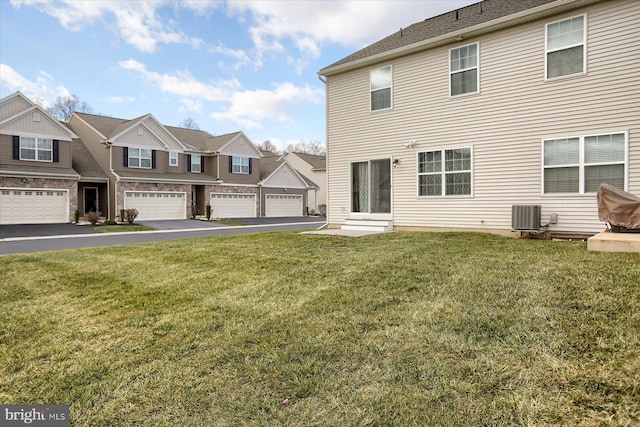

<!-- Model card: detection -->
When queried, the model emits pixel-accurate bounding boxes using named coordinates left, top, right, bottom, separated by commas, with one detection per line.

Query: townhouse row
left=0, top=91, right=326, bottom=225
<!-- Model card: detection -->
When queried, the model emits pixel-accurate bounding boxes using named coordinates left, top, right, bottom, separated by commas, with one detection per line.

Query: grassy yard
left=0, top=232, right=638, bottom=426
left=93, top=224, right=157, bottom=233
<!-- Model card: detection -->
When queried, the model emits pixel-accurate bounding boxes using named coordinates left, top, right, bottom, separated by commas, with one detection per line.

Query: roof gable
left=217, top=132, right=263, bottom=158
left=74, top=112, right=187, bottom=150
left=260, top=157, right=316, bottom=189
left=0, top=91, right=34, bottom=121
left=0, top=92, right=78, bottom=141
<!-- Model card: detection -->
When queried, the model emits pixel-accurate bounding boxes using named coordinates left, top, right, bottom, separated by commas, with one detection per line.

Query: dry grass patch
left=1, top=232, right=638, bottom=426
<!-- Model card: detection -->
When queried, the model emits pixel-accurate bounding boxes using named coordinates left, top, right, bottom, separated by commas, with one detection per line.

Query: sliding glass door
left=351, top=159, right=391, bottom=214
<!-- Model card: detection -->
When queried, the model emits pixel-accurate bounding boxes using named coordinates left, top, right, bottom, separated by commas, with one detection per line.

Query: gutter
left=0, top=169, right=81, bottom=180
left=319, top=0, right=602, bottom=77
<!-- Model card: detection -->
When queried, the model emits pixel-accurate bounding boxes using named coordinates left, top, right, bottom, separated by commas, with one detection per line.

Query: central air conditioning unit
left=512, top=205, right=542, bottom=231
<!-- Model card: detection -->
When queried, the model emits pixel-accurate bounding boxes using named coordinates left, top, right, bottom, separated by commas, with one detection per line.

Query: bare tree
left=49, top=94, right=93, bottom=121
left=258, top=139, right=280, bottom=154
left=285, top=140, right=326, bottom=156
left=180, top=117, right=200, bottom=130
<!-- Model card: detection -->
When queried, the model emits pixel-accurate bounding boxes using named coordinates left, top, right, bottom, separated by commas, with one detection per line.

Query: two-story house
left=318, top=0, right=639, bottom=235
left=285, top=152, right=326, bottom=215
left=67, top=111, right=314, bottom=221
left=0, top=92, right=81, bottom=224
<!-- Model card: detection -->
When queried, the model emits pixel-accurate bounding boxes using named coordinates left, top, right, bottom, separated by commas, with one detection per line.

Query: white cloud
left=0, top=64, right=70, bottom=108
left=211, top=82, right=323, bottom=129
left=179, top=98, right=204, bottom=114
left=117, top=59, right=240, bottom=102
left=107, top=96, right=135, bottom=104
left=222, top=0, right=477, bottom=71
left=11, top=0, right=203, bottom=53
left=117, top=59, right=322, bottom=129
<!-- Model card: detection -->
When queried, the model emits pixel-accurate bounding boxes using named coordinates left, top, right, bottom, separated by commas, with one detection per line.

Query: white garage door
left=210, top=193, right=256, bottom=218
left=0, top=188, right=68, bottom=224
left=124, top=191, right=186, bottom=221
left=266, top=194, right=303, bottom=217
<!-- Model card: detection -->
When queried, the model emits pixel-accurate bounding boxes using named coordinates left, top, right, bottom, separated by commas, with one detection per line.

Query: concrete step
left=342, top=219, right=393, bottom=232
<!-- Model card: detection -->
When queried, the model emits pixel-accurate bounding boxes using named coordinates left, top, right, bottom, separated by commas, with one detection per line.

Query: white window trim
left=417, top=146, right=474, bottom=198
left=20, top=137, right=53, bottom=162
left=232, top=156, right=250, bottom=174
left=545, top=14, right=587, bottom=81
left=169, top=151, right=179, bottom=167
left=191, top=154, right=202, bottom=173
left=128, top=147, right=152, bottom=169
left=449, top=42, right=480, bottom=98
left=370, top=65, right=393, bottom=112
left=541, top=131, right=627, bottom=195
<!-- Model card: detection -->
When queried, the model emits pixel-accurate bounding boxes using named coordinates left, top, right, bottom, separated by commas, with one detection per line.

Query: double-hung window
left=191, top=154, right=201, bottom=173
left=543, top=132, right=626, bottom=194
left=546, top=15, right=585, bottom=79
left=128, top=148, right=152, bottom=168
left=20, top=137, right=52, bottom=162
left=232, top=156, right=250, bottom=174
left=370, top=65, right=392, bottom=111
left=450, top=43, right=479, bottom=96
left=418, top=147, right=472, bottom=196
left=169, top=151, right=178, bottom=167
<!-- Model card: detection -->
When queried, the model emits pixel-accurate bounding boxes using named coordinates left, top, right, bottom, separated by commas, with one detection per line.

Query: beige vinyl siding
left=2, top=111, right=72, bottom=141
left=326, top=0, right=639, bottom=233
left=0, top=96, right=31, bottom=120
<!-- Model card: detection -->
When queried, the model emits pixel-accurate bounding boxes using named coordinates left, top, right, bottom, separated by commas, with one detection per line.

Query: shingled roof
left=320, top=0, right=573, bottom=75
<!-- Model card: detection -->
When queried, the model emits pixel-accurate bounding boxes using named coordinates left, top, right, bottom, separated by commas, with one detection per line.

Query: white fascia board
left=319, top=0, right=600, bottom=77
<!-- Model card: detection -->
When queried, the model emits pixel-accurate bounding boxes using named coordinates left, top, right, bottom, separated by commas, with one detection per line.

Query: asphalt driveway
left=0, top=217, right=326, bottom=255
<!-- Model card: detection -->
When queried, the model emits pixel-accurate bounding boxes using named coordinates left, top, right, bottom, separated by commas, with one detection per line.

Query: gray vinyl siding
left=326, top=0, right=639, bottom=233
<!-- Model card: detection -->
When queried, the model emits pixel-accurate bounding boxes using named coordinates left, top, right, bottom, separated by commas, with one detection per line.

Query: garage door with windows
left=265, top=194, right=303, bottom=217
left=124, top=191, right=186, bottom=221
left=210, top=193, right=256, bottom=218
left=0, top=189, right=68, bottom=224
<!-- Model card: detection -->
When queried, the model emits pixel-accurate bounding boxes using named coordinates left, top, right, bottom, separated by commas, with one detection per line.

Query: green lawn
left=1, top=232, right=638, bottom=426
left=93, top=224, right=157, bottom=233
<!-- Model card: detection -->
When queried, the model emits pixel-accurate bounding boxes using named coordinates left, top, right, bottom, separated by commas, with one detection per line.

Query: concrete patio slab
left=587, top=231, right=640, bottom=253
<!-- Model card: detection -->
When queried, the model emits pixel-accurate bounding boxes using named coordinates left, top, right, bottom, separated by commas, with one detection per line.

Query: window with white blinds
left=543, top=133, right=626, bottom=194
left=370, top=65, right=392, bottom=111
left=450, top=43, right=479, bottom=96
left=546, top=15, right=585, bottom=79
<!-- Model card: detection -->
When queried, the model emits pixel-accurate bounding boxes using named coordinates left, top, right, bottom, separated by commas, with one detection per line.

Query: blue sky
left=1, top=0, right=476, bottom=151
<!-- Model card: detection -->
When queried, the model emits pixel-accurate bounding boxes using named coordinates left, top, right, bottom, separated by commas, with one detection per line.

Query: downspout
left=317, top=73, right=329, bottom=230
left=104, top=140, right=117, bottom=220
left=258, top=182, right=263, bottom=217
left=216, top=153, right=220, bottom=181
